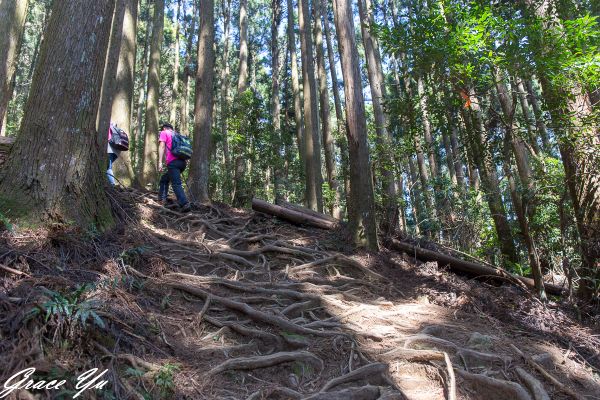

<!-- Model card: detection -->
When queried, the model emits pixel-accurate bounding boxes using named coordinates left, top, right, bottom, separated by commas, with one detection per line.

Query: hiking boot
left=180, top=203, right=191, bottom=213
left=158, top=198, right=168, bottom=206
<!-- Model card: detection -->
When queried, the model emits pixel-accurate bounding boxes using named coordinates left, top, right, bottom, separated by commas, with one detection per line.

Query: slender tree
left=180, top=0, right=198, bottom=136
left=0, top=0, right=116, bottom=228
left=314, top=0, right=339, bottom=217
left=358, top=0, right=398, bottom=235
left=133, top=7, right=153, bottom=174
left=219, top=0, right=232, bottom=195
left=111, top=0, right=138, bottom=184
left=0, top=0, right=29, bottom=134
left=332, top=0, right=378, bottom=250
left=170, top=0, right=182, bottom=125
left=140, top=0, right=165, bottom=187
left=237, top=0, right=249, bottom=94
left=272, top=0, right=284, bottom=203
left=189, top=0, right=215, bottom=203
left=286, top=0, right=304, bottom=164
left=298, top=0, right=323, bottom=212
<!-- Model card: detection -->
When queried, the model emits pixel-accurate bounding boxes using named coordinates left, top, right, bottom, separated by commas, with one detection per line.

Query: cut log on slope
left=276, top=199, right=339, bottom=223
left=389, top=239, right=564, bottom=296
left=0, top=136, right=15, bottom=167
left=252, top=198, right=338, bottom=230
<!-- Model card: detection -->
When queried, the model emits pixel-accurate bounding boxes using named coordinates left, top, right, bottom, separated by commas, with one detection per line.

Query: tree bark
left=332, top=0, right=378, bottom=250
left=0, top=0, right=115, bottom=229
left=357, top=0, right=398, bottom=235
left=140, top=0, right=165, bottom=187
left=232, top=0, right=250, bottom=205
left=170, top=0, right=181, bottom=125
left=189, top=0, right=215, bottom=203
left=298, top=0, right=324, bottom=212
left=98, top=0, right=126, bottom=140
left=237, top=0, right=249, bottom=94
left=133, top=9, right=153, bottom=178
left=524, top=79, right=551, bottom=152
left=495, top=73, right=546, bottom=299
left=272, top=0, right=284, bottom=204
left=180, top=0, right=197, bottom=136
left=286, top=0, right=305, bottom=167
left=463, top=87, right=518, bottom=265
left=219, top=0, right=231, bottom=196
left=0, top=0, right=29, bottom=134
left=314, top=0, right=339, bottom=217
left=111, top=0, right=138, bottom=185
left=323, top=0, right=347, bottom=218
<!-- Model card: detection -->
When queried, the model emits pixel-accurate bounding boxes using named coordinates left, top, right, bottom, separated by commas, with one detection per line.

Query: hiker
left=158, top=123, right=191, bottom=212
left=107, top=125, right=120, bottom=186
left=106, top=123, right=130, bottom=186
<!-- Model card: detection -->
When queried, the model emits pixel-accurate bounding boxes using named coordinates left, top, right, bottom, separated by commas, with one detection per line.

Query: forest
left=0, top=0, right=599, bottom=399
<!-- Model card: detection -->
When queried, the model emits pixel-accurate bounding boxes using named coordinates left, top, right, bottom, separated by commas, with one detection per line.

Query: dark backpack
left=170, top=132, right=193, bottom=160
left=109, top=124, right=130, bottom=151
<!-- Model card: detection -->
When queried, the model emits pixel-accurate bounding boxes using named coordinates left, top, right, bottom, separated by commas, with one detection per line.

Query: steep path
left=0, top=188, right=598, bottom=399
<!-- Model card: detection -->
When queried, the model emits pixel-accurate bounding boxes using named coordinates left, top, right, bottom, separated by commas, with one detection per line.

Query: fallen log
left=388, top=239, right=564, bottom=296
left=276, top=199, right=339, bottom=223
left=252, top=198, right=338, bottom=230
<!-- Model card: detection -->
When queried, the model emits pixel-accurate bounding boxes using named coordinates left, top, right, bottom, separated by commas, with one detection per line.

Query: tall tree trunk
left=314, top=0, right=339, bottom=217
left=358, top=0, right=398, bottom=235
left=323, top=0, right=347, bottom=218
left=0, top=0, right=29, bottom=134
left=133, top=9, right=153, bottom=178
left=170, top=0, right=181, bottom=125
left=219, top=0, right=231, bottom=198
left=272, top=0, right=284, bottom=203
left=407, top=157, right=422, bottom=236
left=463, top=87, right=518, bottom=265
left=520, top=0, right=600, bottom=299
left=98, top=0, right=126, bottom=173
left=524, top=79, right=551, bottom=153
left=140, top=0, right=165, bottom=187
left=332, top=0, right=378, bottom=250
left=237, top=0, right=249, bottom=94
left=495, top=73, right=546, bottom=299
left=180, top=0, right=198, bottom=136
left=111, top=0, right=138, bottom=185
left=298, top=0, right=323, bottom=212
left=449, top=118, right=467, bottom=194
left=417, top=76, right=439, bottom=180
left=0, top=0, right=115, bottom=228
left=189, top=0, right=215, bottom=204
left=286, top=0, right=305, bottom=167
left=514, top=77, right=541, bottom=156
left=232, top=0, right=250, bottom=205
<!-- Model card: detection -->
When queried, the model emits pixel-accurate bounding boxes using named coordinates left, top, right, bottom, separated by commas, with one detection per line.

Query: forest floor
left=1, top=187, right=599, bottom=400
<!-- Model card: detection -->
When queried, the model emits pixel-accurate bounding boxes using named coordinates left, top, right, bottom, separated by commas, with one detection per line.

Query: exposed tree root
left=515, top=367, right=551, bottom=400
left=320, top=363, right=389, bottom=392
left=304, top=385, right=381, bottom=400
left=456, top=369, right=533, bottom=400
left=168, top=281, right=345, bottom=337
left=510, top=344, right=585, bottom=400
left=208, top=351, right=323, bottom=376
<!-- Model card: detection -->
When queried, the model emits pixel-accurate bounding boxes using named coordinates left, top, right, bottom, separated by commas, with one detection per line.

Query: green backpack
left=170, top=132, right=193, bottom=160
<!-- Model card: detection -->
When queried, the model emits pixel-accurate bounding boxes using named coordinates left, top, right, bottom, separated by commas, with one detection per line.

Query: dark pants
left=107, top=153, right=118, bottom=186
left=159, top=159, right=188, bottom=206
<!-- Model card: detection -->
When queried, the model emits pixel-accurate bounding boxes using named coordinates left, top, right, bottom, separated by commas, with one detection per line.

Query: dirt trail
left=1, top=188, right=599, bottom=399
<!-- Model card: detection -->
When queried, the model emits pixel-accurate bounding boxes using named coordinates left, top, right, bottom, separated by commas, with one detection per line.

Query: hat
left=160, top=122, right=174, bottom=130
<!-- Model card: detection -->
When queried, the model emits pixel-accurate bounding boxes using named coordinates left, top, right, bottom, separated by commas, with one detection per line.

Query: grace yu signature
left=0, top=367, right=109, bottom=399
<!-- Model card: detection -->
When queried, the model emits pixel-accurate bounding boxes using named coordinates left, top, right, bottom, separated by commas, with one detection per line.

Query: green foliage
left=30, top=284, right=105, bottom=331
left=154, top=363, right=179, bottom=398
